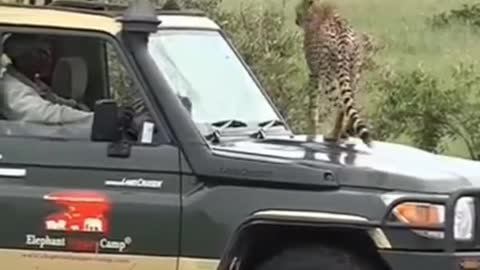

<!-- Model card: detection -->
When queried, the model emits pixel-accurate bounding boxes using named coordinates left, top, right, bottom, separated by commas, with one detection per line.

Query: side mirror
left=91, top=99, right=131, bottom=158
left=91, top=99, right=121, bottom=142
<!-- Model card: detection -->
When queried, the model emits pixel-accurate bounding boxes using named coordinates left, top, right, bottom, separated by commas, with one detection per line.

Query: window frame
left=0, top=25, right=173, bottom=146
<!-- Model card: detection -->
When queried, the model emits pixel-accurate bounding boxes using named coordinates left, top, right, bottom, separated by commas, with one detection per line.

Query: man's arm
left=2, top=75, right=93, bottom=125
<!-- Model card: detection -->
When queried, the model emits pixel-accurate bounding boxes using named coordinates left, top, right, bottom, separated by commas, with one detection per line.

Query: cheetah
left=295, top=0, right=372, bottom=147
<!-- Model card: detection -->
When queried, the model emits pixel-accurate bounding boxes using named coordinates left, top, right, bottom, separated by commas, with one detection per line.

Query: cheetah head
left=295, top=0, right=337, bottom=27
left=295, top=0, right=314, bottom=27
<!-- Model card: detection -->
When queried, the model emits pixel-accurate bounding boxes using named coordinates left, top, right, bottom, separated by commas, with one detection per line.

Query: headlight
left=384, top=193, right=475, bottom=241
left=454, top=197, right=475, bottom=241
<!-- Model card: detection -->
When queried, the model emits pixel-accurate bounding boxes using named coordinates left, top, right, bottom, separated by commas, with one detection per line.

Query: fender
left=217, top=210, right=392, bottom=270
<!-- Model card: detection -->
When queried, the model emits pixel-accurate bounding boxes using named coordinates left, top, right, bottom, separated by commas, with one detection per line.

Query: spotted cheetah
left=296, top=0, right=372, bottom=147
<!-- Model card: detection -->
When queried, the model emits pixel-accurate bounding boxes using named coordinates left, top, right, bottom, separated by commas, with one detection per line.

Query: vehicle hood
left=212, top=135, right=480, bottom=193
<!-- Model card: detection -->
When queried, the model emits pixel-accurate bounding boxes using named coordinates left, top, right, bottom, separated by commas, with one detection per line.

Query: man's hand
left=117, top=107, right=157, bottom=143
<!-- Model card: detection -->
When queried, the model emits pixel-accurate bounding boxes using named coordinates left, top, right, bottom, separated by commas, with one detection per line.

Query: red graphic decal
left=43, top=191, right=111, bottom=234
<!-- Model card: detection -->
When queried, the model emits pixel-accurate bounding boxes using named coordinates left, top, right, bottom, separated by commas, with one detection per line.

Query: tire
left=253, top=243, right=378, bottom=270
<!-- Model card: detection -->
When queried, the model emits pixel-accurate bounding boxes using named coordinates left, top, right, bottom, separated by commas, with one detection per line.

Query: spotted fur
left=296, top=0, right=372, bottom=146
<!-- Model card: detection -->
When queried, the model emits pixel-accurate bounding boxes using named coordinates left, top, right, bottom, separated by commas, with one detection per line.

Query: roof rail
left=15, top=0, right=53, bottom=6
left=48, top=0, right=206, bottom=16
left=49, top=0, right=128, bottom=11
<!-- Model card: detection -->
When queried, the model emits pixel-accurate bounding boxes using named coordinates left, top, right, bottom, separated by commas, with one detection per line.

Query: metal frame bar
left=379, top=188, right=480, bottom=253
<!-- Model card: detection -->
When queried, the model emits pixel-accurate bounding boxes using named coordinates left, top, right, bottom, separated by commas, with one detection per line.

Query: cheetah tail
left=353, top=116, right=372, bottom=147
left=340, top=83, right=372, bottom=147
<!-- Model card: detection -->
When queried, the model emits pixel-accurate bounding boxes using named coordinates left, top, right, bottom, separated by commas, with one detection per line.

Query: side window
left=0, top=31, right=161, bottom=145
left=106, top=42, right=137, bottom=108
left=104, top=41, right=161, bottom=146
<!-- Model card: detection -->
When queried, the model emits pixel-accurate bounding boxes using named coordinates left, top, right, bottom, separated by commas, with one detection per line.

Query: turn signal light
left=392, top=202, right=445, bottom=228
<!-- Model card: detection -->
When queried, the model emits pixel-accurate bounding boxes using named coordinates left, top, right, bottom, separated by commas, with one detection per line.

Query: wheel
left=253, top=243, right=378, bottom=270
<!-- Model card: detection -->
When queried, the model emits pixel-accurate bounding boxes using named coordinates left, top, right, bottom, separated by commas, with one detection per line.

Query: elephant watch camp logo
left=43, top=191, right=111, bottom=234
left=27, top=190, right=133, bottom=253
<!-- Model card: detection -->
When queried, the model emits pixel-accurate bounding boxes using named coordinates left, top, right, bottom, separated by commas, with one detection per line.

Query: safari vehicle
left=1, top=1, right=480, bottom=270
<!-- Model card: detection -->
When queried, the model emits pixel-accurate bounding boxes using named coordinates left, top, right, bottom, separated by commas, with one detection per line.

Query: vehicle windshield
left=147, top=29, right=281, bottom=133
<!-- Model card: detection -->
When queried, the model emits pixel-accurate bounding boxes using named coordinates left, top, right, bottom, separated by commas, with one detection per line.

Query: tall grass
left=224, top=0, right=480, bottom=78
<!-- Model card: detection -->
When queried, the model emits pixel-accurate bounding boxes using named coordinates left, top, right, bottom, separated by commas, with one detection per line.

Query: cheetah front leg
left=306, top=72, right=319, bottom=136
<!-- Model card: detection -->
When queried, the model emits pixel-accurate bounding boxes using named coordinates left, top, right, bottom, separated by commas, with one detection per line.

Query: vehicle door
left=0, top=28, right=180, bottom=270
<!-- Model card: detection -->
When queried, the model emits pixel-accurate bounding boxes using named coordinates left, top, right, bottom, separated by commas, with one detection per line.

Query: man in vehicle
left=0, top=33, right=94, bottom=125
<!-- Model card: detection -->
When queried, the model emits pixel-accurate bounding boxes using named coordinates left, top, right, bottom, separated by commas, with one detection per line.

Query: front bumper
left=380, top=250, right=480, bottom=270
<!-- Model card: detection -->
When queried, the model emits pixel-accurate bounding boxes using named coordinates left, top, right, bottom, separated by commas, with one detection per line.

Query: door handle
left=0, top=168, right=26, bottom=177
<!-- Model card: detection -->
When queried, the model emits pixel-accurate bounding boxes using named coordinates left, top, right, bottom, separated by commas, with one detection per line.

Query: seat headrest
left=51, top=57, right=88, bottom=101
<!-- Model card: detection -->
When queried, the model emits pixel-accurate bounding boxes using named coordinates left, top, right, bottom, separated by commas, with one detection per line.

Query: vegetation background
left=173, top=0, right=480, bottom=161
left=7, top=0, right=480, bottom=160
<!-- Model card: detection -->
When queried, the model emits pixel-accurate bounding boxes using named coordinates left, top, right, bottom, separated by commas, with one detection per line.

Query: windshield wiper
left=205, top=119, right=248, bottom=143
left=250, top=119, right=286, bottom=139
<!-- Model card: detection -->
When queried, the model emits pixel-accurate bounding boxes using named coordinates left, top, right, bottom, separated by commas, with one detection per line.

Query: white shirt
left=0, top=66, right=93, bottom=125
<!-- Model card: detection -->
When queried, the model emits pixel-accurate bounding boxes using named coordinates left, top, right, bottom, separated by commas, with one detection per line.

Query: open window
left=0, top=29, right=163, bottom=146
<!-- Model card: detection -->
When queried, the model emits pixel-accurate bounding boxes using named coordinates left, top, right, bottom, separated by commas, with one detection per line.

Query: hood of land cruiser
left=211, top=135, right=480, bottom=193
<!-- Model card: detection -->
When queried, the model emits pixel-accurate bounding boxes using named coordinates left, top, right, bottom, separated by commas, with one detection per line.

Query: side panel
left=180, top=175, right=388, bottom=259
left=0, top=137, right=180, bottom=270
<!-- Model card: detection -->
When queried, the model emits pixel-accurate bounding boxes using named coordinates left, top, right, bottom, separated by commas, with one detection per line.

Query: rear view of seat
left=51, top=56, right=89, bottom=110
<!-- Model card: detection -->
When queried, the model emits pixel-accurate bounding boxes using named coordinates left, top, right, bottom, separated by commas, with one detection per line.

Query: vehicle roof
left=0, top=5, right=121, bottom=35
left=0, top=2, right=220, bottom=36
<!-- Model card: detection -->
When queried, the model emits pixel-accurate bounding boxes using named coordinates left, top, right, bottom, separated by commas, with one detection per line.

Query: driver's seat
left=50, top=56, right=89, bottom=110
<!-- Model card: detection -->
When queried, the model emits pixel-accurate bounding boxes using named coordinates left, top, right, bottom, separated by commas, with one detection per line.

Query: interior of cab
left=50, top=34, right=110, bottom=110
left=0, top=31, right=138, bottom=140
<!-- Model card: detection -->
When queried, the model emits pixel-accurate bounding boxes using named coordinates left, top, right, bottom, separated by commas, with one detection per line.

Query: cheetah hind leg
left=323, top=109, right=346, bottom=144
left=340, top=113, right=353, bottom=140
left=340, top=114, right=355, bottom=142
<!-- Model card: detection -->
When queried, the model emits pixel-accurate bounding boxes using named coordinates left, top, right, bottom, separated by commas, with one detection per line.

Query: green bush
left=369, top=63, right=480, bottom=160
left=428, top=3, right=480, bottom=29
left=216, top=2, right=309, bottom=132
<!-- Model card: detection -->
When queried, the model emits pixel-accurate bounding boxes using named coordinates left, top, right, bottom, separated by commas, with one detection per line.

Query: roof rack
left=0, top=0, right=209, bottom=34
left=48, top=0, right=206, bottom=16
